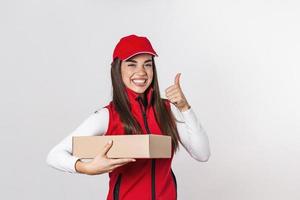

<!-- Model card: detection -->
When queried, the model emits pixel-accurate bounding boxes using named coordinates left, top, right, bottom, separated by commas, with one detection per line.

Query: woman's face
left=121, top=53, right=154, bottom=94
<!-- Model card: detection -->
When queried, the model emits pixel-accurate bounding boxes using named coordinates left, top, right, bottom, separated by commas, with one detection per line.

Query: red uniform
left=104, top=86, right=177, bottom=200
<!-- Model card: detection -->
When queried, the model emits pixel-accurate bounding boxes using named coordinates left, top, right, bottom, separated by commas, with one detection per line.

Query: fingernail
left=108, top=140, right=112, bottom=144
left=132, top=159, right=136, bottom=162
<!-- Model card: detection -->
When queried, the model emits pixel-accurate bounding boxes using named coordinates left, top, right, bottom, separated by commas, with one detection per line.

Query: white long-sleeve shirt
left=46, top=103, right=210, bottom=174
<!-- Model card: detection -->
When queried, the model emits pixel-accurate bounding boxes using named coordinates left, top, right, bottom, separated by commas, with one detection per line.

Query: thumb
left=101, top=140, right=113, bottom=156
left=174, top=73, right=181, bottom=86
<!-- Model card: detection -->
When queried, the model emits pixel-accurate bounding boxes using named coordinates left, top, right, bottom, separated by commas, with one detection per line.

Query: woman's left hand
left=165, top=73, right=191, bottom=112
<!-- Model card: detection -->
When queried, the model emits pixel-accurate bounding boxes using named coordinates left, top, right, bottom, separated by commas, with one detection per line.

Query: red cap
left=112, top=34, right=158, bottom=61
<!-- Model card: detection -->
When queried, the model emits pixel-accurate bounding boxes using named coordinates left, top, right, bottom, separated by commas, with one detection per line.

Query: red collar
left=124, top=86, right=154, bottom=108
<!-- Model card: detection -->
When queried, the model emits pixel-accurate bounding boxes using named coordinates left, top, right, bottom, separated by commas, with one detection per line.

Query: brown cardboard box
left=72, top=134, right=171, bottom=159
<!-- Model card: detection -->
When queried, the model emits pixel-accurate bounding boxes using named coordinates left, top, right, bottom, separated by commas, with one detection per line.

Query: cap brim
left=123, top=51, right=158, bottom=61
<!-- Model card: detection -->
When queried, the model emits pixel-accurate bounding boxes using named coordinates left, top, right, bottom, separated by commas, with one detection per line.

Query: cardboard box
left=72, top=134, right=171, bottom=159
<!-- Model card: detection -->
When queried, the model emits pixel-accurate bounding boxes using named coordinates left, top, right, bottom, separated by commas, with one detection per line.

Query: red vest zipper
left=137, top=96, right=156, bottom=200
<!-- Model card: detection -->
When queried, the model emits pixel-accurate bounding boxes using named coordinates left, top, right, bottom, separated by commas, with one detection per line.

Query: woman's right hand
left=75, top=140, right=136, bottom=175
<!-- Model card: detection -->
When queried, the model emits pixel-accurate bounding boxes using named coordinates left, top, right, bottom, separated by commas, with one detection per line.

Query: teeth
left=132, top=79, right=146, bottom=84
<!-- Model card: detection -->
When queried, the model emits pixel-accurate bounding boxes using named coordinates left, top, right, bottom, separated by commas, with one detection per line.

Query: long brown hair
left=110, top=56, right=183, bottom=153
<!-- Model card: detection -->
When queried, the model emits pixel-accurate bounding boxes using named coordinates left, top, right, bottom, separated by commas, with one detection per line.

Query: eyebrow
left=125, top=59, right=153, bottom=63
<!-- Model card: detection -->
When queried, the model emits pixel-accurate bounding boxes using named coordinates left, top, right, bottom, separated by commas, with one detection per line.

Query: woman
left=46, top=34, right=211, bottom=200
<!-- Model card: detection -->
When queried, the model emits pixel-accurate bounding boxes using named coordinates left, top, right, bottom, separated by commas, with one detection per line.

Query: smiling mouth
left=131, top=79, right=147, bottom=86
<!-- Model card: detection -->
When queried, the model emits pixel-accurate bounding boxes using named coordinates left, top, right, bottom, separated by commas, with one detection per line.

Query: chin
left=131, top=85, right=149, bottom=94
left=132, top=88, right=146, bottom=94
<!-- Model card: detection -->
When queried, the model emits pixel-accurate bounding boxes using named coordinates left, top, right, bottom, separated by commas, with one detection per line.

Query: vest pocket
left=113, top=174, right=122, bottom=200
left=171, top=169, right=177, bottom=198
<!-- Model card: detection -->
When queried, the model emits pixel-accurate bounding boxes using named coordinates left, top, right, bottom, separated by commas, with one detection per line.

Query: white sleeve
left=171, top=103, right=211, bottom=162
left=46, top=107, right=109, bottom=174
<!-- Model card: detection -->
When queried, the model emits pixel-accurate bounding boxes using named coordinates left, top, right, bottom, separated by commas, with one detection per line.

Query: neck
left=139, top=93, right=146, bottom=100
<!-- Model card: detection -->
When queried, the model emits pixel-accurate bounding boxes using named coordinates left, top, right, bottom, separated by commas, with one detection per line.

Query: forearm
left=46, top=108, right=109, bottom=173
left=172, top=104, right=211, bottom=161
left=182, top=108, right=210, bottom=160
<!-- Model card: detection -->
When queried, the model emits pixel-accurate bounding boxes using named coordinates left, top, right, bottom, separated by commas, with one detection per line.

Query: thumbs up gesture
left=165, top=73, right=191, bottom=112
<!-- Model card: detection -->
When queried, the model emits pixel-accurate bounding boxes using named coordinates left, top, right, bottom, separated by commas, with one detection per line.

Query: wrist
left=75, top=159, right=88, bottom=174
left=179, top=104, right=191, bottom=112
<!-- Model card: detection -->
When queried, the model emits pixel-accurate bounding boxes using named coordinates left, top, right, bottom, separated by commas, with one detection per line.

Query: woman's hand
left=75, top=140, right=136, bottom=175
left=165, top=73, right=191, bottom=112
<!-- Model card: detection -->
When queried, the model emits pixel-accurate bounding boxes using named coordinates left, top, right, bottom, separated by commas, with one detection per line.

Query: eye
left=145, top=64, right=153, bottom=67
left=128, top=64, right=136, bottom=67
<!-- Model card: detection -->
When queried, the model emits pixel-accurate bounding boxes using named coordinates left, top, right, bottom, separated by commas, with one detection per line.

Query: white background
left=1, top=0, right=300, bottom=199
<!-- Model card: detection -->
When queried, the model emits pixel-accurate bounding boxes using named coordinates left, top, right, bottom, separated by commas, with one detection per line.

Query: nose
left=136, top=65, right=147, bottom=74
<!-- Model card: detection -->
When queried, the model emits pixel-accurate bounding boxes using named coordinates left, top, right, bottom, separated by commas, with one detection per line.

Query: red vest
left=104, top=86, right=177, bottom=200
